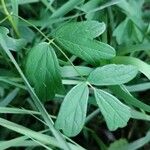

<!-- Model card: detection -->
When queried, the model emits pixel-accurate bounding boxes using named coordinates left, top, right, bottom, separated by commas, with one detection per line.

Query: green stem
left=0, top=14, right=10, bottom=24
left=51, top=41, right=86, bottom=81
left=1, top=0, right=20, bottom=37
left=85, top=109, right=100, bottom=123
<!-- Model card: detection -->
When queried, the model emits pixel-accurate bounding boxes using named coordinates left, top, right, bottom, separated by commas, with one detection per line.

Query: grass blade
left=0, top=29, right=71, bottom=150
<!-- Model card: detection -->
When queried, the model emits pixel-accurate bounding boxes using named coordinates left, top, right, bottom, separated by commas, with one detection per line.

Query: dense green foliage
left=0, top=0, right=150, bottom=150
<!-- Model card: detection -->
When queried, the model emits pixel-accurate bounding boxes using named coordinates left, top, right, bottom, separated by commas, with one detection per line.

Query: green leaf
left=0, top=88, right=19, bottom=107
left=126, top=82, right=150, bottom=92
left=117, top=43, right=150, bottom=55
left=26, top=42, right=63, bottom=101
left=18, top=25, right=35, bottom=42
left=113, top=18, right=143, bottom=44
left=16, top=0, right=39, bottom=4
left=0, top=117, right=85, bottom=150
left=108, top=139, right=128, bottom=150
left=80, top=0, right=102, bottom=20
left=51, top=0, right=81, bottom=18
left=53, top=21, right=115, bottom=65
left=94, top=89, right=131, bottom=131
left=88, top=64, right=138, bottom=86
left=0, top=26, right=26, bottom=51
left=0, top=33, right=70, bottom=150
left=55, top=82, right=89, bottom=137
left=108, top=131, right=150, bottom=150
left=112, top=56, right=150, bottom=80
left=11, top=0, right=19, bottom=26
left=0, top=117, right=58, bottom=149
left=61, top=66, right=93, bottom=78
left=109, top=85, right=150, bottom=113
left=125, top=131, right=150, bottom=150
left=131, top=109, right=150, bottom=121
left=53, top=21, right=106, bottom=39
left=117, top=0, right=144, bottom=29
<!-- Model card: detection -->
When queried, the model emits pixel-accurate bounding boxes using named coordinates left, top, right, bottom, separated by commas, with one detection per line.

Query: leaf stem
left=1, top=0, right=19, bottom=37
left=85, top=108, right=100, bottom=123
left=51, top=41, right=86, bottom=81
left=0, top=13, right=11, bottom=24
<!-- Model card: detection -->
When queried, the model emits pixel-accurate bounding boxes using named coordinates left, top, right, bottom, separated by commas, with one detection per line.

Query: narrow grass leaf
left=126, top=82, right=150, bottom=92
left=0, top=117, right=60, bottom=149
left=109, top=85, right=150, bottom=113
left=0, top=107, right=39, bottom=115
left=51, top=0, right=81, bottom=18
left=11, top=0, right=19, bottom=26
left=131, top=110, right=150, bottom=121
left=125, top=131, right=150, bottom=150
left=0, top=28, right=71, bottom=150
left=0, top=117, right=86, bottom=150
left=0, top=88, right=19, bottom=106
